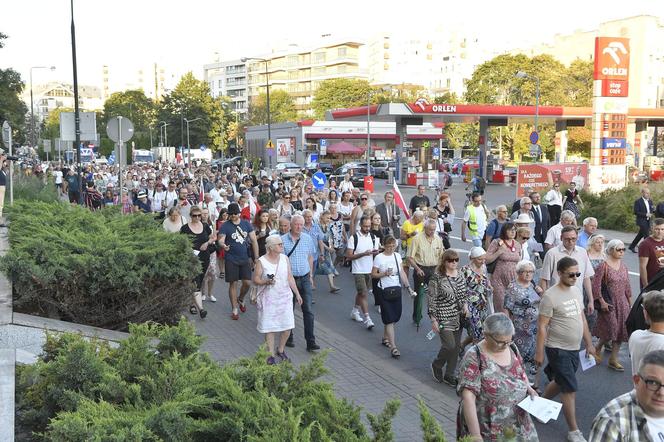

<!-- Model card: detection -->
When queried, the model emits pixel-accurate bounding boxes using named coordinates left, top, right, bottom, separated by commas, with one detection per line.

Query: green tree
left=103, top=90, right=156, bottom=135
left=157, top=72, right=230, bottom=152
left=248, top=89, right=297, bottom=125
left=564, top=59, right=594, bottom=106
left=311, top=78, right=374, bottom=119
left=433, top=93, right=477, bottom=150
left=0, top=32, right=28, bottom=145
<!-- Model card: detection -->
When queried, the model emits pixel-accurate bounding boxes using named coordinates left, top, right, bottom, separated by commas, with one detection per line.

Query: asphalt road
left=303, top=176, right=634, bottom=441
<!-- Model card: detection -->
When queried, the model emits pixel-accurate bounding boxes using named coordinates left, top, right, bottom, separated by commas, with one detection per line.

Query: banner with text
left=516, top=162, right=589, bottom=197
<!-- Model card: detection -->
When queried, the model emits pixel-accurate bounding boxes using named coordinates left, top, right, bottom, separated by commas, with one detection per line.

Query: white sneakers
left=350, top=307, right=363, bottom=322
left=363, top=316, right=375, bottom=330
left=202, top=294, right=217, bottom=302
left=567, top=430, right=586, bottom=442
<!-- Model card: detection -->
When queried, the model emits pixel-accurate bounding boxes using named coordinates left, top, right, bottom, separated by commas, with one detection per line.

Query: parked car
left=330, top=164, right=375, bottom=189
left=275, top=162, right=302, bottom=178
left=306, top=162, right=335, bottom=176
left=371, top=160, right=395, bottom=178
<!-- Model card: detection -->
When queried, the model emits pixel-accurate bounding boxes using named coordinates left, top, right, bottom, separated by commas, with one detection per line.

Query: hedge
left=0, top=201, right=199, bottom=329
left=15, top=319, right=453, bottom=441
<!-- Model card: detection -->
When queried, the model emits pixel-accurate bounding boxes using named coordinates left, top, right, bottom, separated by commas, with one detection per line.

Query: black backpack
left=352, top=232, right=377, bottom=254
left=476, top=176, right=486, bottom=190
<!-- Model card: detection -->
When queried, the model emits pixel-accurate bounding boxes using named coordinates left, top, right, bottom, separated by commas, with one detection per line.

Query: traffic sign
left=200, top=144, right=207, bottom=151
left=529, top=131, right=539, bottom=144
left=106, top=116, right=134, bottom=143
left=432, top=147, right=440, bottom=159
left=266, top=140, right=274, bottom=149
left=320, top=139, right=327, bottom=156
left=2, top=121, right=10, bottom=147
left=529, top=143, right=541, bottom=156
left=312, top=171, right=327, bottom=190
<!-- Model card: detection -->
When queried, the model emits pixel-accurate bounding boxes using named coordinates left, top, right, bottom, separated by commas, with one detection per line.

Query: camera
left=3, top=155, right=18, bottom=161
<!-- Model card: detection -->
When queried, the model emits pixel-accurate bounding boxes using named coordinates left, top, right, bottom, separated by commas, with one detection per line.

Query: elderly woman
left=372, top=235, right=413, bottom=358
left=503, top=260, right=543, bottom=374
left=428, top=249, right=469, bottom=387
left=592, top=239, right=632, bottom=371
left=457, top=313, right=538, bottom=442
left=462, top=247, right=493, bottom=343
left=253, top=235, right=303, bottom=365
left=585, top=233, right=606, bottom=331
left=163, top=206, right=185, bottom=233
left=485, top=222, right=521, bottom=313
left=400, top=210, right=425, bottom=270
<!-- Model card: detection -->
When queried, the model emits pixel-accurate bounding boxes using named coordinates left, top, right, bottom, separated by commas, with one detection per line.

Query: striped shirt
left=589, top=390, right=654, bottom=442
left=281, top=232, right=316, bottom=277
left=426, top=272, right=468, bottom=331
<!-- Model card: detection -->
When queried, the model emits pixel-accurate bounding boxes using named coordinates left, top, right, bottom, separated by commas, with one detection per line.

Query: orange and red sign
left=601, top=79, right=629, bottom=97
left=516, top=163, right=588, bottom=197
left=594, top=37, right=630, bottom=81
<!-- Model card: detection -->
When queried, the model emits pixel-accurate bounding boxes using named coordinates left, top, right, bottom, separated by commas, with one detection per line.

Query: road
left=314, top=176, right=635, bottom=441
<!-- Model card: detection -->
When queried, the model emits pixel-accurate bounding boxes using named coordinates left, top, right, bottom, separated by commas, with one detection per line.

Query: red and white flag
left=199, top=177, right=205, bottom=203
left=392, top=181, right=410, bottom=220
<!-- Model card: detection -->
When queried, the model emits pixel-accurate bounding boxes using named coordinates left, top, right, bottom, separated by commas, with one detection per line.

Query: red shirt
left=638, top=236, right=664, bottom=286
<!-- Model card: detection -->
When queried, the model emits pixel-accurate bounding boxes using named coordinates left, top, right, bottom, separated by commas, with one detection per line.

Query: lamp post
left=184, top=117, right=201, bottom=166
left=241, top=57, right=271, bottom=169
left=515, top=71, right=540, bottom=135
left=29, top=66, right=56, bottom=148
left=160, top=121, right=169, bottom=149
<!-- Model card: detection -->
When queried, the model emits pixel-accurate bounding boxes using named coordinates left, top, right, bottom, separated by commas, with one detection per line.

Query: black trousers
left=630, top=221, right=650, bottom=250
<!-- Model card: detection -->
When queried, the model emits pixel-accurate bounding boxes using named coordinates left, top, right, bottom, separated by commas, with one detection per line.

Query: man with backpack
left=346, top=215, right=382, bottom=330
left=484, top=205, right=509, bottom=250
left=466, top=171, right=486, bottom=196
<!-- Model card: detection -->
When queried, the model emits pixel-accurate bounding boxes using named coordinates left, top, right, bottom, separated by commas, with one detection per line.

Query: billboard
left=276, top=138, right=294, bottom=163
left=588, top=164, right=627, bottom=193
left=516, top=162, right=589, bottom=197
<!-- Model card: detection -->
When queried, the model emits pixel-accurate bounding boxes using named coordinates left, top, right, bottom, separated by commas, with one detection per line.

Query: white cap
left=515, top=213, right=532, bottom=224
left=469, top=247, right=486, bottom=259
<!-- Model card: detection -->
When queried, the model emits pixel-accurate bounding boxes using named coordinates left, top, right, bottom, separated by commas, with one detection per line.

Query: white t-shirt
left=348, top=231, right=381, bottom=274
left=629, top=330, right=664, bottom=375
left=339, top=180, right=355, bottom=192
left=373, top=252, right=402, bottom=288
left=54, top=170, right=63, bottom=184
left=645, top=414, right=664, bottom=441
left=338, top=202, right=353, bottom=223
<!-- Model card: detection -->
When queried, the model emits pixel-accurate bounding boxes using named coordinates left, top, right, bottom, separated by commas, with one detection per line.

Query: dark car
left=330, top=164, right=375, bottom=189
left=306, top=162, right=334, bottom=176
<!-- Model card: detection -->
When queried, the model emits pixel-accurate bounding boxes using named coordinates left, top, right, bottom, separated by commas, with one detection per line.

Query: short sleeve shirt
left=282, top=232, right=316, bottom=277
left=539, top=284, right=584, bottom=350
left=348, top=231, right=381, bottom=274
left=540, top=245, right=594, bottom=290
left=401, top=220, right=424, bottom=249
left=220, top=219, right=254, bottom=263
left=638, top=237, right=664, bottom=285
left=373, top=253, right=402, bottom=288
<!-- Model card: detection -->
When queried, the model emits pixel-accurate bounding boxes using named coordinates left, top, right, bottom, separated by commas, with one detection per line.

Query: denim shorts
left=544, top=347, right=580, bottom=393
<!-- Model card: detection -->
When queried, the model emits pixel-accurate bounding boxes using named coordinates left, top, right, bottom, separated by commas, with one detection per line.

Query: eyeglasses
left=191, top=214, right=201, bottom=218
left=565, top=272, right=582, bottom=278
left=487, top=334, right=513, bottom=346
left=615, top=248, right=626, bottom=252
left=639, top=375, right=664, bottom=392
left=275, top=243, right=284, bottom=246
left=521, top=236, right=531, bottom=240
left=519, top=270, right=535, bottom=274
left=446, top=258, right=460, bottom=263
left=361, top=197, right=368, bottom=201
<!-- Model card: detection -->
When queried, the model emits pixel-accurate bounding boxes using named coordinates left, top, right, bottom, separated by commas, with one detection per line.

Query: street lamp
left=30, top=65, right=55, bottom=148
left=160, top=121, right=169, bottom=149
left=515, top=71, right=540, bottom=135
left=184, top=117, right=202, bottom=166
left=241, top=57, right=271, bottom=169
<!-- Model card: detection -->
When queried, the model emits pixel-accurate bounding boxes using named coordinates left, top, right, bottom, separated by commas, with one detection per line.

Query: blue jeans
left=293, top=274, right=315, bottom=346
left=472, top=238, right=483, bottom=247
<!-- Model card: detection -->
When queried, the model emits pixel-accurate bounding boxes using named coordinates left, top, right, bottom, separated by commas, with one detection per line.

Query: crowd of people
left=52, top=159, right=664, bottom=442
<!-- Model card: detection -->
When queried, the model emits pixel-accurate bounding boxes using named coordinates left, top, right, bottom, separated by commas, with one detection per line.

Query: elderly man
left=544, top=210, right=577, bottom=251
left=629, top=188, right=655, bottom=253
left=462, top=192, right=488, bottom=247
left=409, top=219, right=445, bottom=322
left=510, top=196, right=535, bottom=225
left=303, top=209, right=325, bottom=280
left=577, top=217, right=598, bottom=249
left=484, top=205, right=509, bottom=250
left=282, top=214, right=320, bottom=351
left=375, top=191, right=401, bottom=236
left=278, top=215, right=291, bottom=235
left=590, top=350, right=664, bottom=441
left=530, top=191, right=550, bottom=254
left=339, top=173, right=354, bottom=193
left=401, top=210, right=425, bottom=270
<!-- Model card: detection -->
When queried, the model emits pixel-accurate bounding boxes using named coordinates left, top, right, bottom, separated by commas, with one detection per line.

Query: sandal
left=189, top=305, right=198, bottom=315
left=330, top=287, right=341, bottom=293
left=391, top=347, right=401, bottom=359
left=381, top=338, right=391, bottom=348
left=608, top=360, right=624, bottom=372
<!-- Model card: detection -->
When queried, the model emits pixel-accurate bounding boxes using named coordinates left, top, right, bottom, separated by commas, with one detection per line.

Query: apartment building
left=203, top=59, right=248, bottom=115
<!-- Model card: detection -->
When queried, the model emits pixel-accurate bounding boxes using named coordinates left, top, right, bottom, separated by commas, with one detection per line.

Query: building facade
left=203, top=60, right=248, bottom=115
left=102, top=62, right=177, bottom=102
left=25, top=82, right=102, bottom=123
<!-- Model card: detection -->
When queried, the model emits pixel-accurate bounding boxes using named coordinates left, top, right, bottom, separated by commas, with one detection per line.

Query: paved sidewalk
left=194, top=295, right=459, bottom=441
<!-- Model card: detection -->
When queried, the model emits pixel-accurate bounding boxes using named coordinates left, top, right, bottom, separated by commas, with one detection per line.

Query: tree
left=156, top=72, right=230, bottom=152
left=0, top=32, right=28, bottom=145
left=311, top=78, right=374, bottom=119
left=433, top=93, right=477, bottom=150
left=103, top=90, right=156, bottom=135
left=248, top=89, right=297, bottom=125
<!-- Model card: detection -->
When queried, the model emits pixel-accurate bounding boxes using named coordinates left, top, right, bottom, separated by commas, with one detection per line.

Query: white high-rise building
left=203, top=59, right=248, bottom=115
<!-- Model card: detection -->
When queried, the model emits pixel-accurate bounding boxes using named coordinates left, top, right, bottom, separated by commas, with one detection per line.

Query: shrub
left=0, top=201, right=199, bottom=329
left=580, top=182, right=664, bottom=232
left=9, top=175, right=60, bottom=204
left=15, top=319, right=412, bottom=441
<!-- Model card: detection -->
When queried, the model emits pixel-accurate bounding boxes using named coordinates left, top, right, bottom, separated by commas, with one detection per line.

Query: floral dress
left=329, top=213, right=345, bottom=259
left=592, top=261, right=632, bottom=343
left=503, top=281, right=540, bottom=365
left=316, top=223, right=335, bottom=275
left=487, top=239, right=521, bottom=313
left=457, top=345, right=538, bottom=441
left=459, top=265, right=492, bottom=342
left=564, top=188, right=581, bottom=218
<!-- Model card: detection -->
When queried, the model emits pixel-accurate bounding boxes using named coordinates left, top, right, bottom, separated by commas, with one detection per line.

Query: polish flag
left=392, top=181, right=410, bottom=220
left=199, top=177, right=205, bottom=203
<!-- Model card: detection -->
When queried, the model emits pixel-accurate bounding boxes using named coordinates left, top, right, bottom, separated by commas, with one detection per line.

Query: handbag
left=380, top=254, right=403, bottom=301
left=250, top=256, right=280, bottom=306
left=593, top=263, right=612, bottom=310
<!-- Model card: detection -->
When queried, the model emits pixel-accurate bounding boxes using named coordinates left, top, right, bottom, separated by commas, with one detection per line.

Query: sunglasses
left=361, top=197, right=368, bottom=201
left=191, top=214, right=202, bottom=218
left=565, top=272, right=582, bottom=278
left=615, top=248, right=626, bottom=252
left=446, top=258, right=460, bottom=263
left=521, top=236, right=531, bottom=240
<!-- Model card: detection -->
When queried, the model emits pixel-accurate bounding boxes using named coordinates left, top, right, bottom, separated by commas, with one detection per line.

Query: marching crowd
left=51, top=159, right=664, bottom=442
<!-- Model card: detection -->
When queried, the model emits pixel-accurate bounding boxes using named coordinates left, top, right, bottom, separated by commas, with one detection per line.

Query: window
left=338, top=65, right=346, bottom=74
left=338, top=47, right=347, bottom=57
left=313, top=52, right=326, bottom=63
left=288, top=55, right=298, bottom=67
left=218, top=80, right=223, bottom=88
left=313, top=66, right=326, bottom=76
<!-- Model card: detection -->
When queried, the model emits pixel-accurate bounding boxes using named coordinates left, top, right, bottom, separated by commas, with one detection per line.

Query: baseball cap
left=137, top=190, right=147, bottom=198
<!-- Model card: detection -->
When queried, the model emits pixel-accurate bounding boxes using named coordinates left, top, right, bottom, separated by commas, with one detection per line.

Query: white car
left=275, top=162, right=302, bottom=178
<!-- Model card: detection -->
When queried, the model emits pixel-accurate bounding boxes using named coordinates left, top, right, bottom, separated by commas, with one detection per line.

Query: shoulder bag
left=593, top=263, right=612, bottom=310
left=380, top=254, right=403, bottom=301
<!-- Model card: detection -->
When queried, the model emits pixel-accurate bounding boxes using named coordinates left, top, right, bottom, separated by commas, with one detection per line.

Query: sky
left=1, top=0, right=662, bottom=90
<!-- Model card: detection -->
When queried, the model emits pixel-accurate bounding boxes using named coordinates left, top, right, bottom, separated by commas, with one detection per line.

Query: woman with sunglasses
left=504, top=260, right=543, bottom=376
left=180, top=206, right=215, bottom=319
left=428, top=249, right=469, bottom=387
left=485, top=222, right=521, bottom=313
left=350, top=192, right=371, bottom=237
left=457, top=313, right=538, bottom=441
left=591, top=239, right=632, bottom=371
left=275, top=192, right=294, bottom=216
left=434, top=192, right=455, bottom=249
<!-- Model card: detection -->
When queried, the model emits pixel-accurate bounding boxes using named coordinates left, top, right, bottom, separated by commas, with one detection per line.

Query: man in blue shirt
left=302, top=209, right=324, bottom=278
left=219, top=203, right=259, bottom=320
left=577, top=217, right=598, bottom=249
left=282, top=214, right=319, bottom=352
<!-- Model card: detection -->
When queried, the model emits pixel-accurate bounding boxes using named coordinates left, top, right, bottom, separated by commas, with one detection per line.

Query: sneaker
left=431, top=363, right=444, bottom=383
left=567, top=430, right=587, bottom=442
left=442, top=376, right=458, bottom=387
left=266, top=356, right=277, bottom=365
left=277, top=351, right=290, bottom=363
left=201, top=294, right=208, bottom=301
left=239, top=300, right=247, bottom=313
left=209, top=295, right=217, bottom=302
left=350, top=307, right=363, bottom=322
left=363, top=316, right=375, bottom=330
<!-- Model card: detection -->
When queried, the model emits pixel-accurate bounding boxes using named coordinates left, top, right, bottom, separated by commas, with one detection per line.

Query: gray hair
left=265, top=234, right=282, bottom=252
left=495, top=204, right=507, bottom=213
left=302, top=209, right=313, bottom=217
left=583, top=217, right=598, bottom=227
left=328, top=203, right=337, bottom=211
left=412, top=210, right=424, bottom=220
left=639, top=350, right=664, bottom=374
left=424, top=219, right=437, bottom=229
left=520, top=197, right=532, bottom=205
left=606, top=239, right=625, bottom=254
left=561, top=210, right=576, bottom=222
left=483, top=313, right=515, bottom=337
left=268, top=208, right=279, bottom=217
left=515, top=260, right=536, bottom=274
left=291, top=214, right=304, bottom=224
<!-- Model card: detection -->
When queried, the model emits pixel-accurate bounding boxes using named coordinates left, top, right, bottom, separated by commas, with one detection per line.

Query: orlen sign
left=594, top=37, right=630, bottom=81
left=409, top=99, right=457, bottom=113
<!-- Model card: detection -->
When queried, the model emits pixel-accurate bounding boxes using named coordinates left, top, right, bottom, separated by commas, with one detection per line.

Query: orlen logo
left=594, top=37, right=630, bottom=81
left=415, top=97, right=429, bottom=111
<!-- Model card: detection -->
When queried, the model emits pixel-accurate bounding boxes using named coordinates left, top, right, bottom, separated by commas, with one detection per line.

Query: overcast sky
left=1, top=0, right=661, bottom=88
